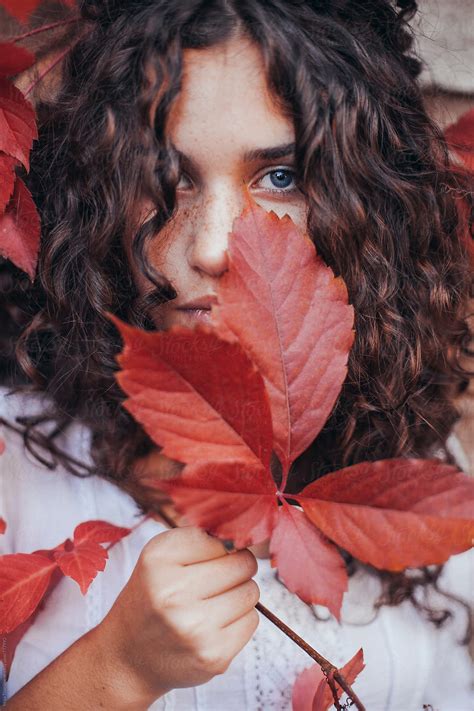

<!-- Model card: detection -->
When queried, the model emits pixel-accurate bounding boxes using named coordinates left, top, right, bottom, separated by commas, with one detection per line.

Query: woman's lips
left=175, top=308, right=214, bottom=325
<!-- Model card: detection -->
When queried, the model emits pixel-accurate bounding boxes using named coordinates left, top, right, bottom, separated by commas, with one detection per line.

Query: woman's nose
left=187, top=189, right=241, bottom=277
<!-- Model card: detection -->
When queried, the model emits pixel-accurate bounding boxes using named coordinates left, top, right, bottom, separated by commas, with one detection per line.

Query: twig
left=104, top=512, right=155, bottom=552
left=255, top=602, right=365, bottom=710
left=10, top=17, right=80, bottom=43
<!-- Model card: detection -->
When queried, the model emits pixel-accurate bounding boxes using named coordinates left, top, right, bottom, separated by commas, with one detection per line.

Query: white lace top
left=0, top=387, right=473, bottom=710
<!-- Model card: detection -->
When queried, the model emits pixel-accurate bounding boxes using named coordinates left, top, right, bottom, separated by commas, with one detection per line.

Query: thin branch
left=104, top=512, right=154, bottom=552
left=10, top=17, right=80, bottom=44
left=255, top=602, right=365, bottom=710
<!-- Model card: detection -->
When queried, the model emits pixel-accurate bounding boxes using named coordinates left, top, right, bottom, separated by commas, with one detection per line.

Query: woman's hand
left=96, top=526, right=260, bottom=701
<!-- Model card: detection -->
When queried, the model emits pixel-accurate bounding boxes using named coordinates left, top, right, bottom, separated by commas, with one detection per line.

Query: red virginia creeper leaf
left=1, top=564, right=63, bottom=679
left=154, top=461, right=278, bottom=548
left=0, top=517, right=6, bottom=533
left=0, top=0, right=42, bottom=23
left=110, top=314, right=274, bottom=470
left=0, top=79, right=37, bottom=170
left=72, top=519, right=131, bottom=546
left=0, top=152, right=17, bottom=213
left=211, top=199, right=354, bottom=487
left=292, top=648, right=365, bottom=711
left=0, top=43, right=35, bottom=77
left=0, top=0, right=76, bottom=22
left=445, top=108, right=474, bottom=171
left=0, top=176, right=40, bottom=280
left=53, top=542, right=108, bottom=594
left=292, top=663, right=326, bottom=711
left=269, top=502, right=347, bottom=619
left=53, top=519, right=132, bottom=593
left=296, top=459, right=474, bottom=570
left=0, top=521, right=131, bottom=674
left=0, top=552, right=57, bottom=633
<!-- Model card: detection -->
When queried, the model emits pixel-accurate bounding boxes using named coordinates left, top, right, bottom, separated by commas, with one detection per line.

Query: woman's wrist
left=89, top=618, right=171, bottom=710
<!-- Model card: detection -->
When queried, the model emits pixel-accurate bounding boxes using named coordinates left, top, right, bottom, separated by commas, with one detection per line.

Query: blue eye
left=258, top=168, right=296, bottom=192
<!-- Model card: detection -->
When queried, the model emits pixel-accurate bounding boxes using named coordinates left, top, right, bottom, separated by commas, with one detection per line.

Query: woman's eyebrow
left=242, top=142, right=296, bottom=162
left=171, top=142, right=296, bottom=171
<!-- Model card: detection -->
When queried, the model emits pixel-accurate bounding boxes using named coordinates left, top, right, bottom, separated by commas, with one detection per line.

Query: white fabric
left=0, top=386, right=472, bottom=710
left=413, top=0, right=474, bottom=92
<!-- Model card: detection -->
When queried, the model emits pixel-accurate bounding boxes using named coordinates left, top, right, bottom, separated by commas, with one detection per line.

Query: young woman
left=1, top=0, right=472, bottom=708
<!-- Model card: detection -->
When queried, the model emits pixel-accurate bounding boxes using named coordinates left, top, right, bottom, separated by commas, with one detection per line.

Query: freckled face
left=134, top=37, right=307, bottom=329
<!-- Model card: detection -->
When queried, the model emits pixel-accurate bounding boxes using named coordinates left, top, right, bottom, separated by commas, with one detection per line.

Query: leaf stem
left=104, top=513, right=155, bottom=552
left=10, top=17, right=80, bottom=43
left=255, top=601, right=365, bottom=710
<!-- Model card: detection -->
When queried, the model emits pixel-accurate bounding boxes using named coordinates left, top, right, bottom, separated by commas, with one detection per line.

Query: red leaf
left=0, top=43, right=35, bottom=77
left=1, top=565, right=63, bottom=679
left=292, top=648, right=365, bottom=711
left=0, top=79, right=37, bottom=170
left=54, top=519, right=132, bottom=593
left=0, top=553, right=57, bottom=633
left=0, top=152, right=16, bottom=214
left=292, top=664, right=325, bottom=711
left=296, top=459, right=474, bottom=570
left=269, top=502, right=347, bottom=618
left=0, top=176, right=40, bottom=280
left=54, top=542, right=108, bottom=594
left=0, top=517, right=6, bottom=534
left=111, top=314, right=274, bottom=470
left=211, top=199, right=354, bottom=486
left=154, top=461, right=278, bottom=548
left=445, top=108, right=474, bottom=171
left=0, top=520, right=132, bottom=674
left=0, top=0, right=42, bottom=23
left=72, top=519, right=132, bottom=546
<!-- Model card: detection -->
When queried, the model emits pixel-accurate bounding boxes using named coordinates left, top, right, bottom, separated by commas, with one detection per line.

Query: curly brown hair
left=1, top=0, right=472, bottom=627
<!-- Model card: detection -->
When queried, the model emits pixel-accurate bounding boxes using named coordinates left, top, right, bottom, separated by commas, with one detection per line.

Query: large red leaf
left=292, top=648, right=365, bottom=711
left=111, top=314, right=274, bottom=470
left=296, top=459, right=474, bottom=570
left=0, top=43, right=35, bottom=77
left=154, top=461, right=278, bottom=548
left=0, top=176, right=40, bottom=279
left=269, top=502, right=347, bottom=619
left=211, top=200, right=354, bottom=487
left=0, top=79, right=37, bottom=170
left=0, top=152, right=16, bottom=213
left=0, top=553, right=57, bottom=633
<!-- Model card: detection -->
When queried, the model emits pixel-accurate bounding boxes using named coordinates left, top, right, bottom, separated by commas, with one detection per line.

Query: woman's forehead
left=165, top=38, right=295, bottom=167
